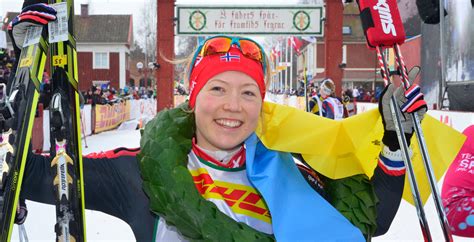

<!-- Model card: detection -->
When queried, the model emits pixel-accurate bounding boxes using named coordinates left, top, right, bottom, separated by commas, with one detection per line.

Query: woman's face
left=194, top=71, right=263, bottom=151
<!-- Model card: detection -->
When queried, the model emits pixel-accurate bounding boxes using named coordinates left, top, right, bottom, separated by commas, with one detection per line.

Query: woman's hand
left=378, top=84, right=427, bottom=151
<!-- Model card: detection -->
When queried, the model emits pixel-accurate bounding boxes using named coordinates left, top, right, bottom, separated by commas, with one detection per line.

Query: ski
left=48, top=0, right=87, bottom=241
left=0, top=27, right=49, bottom=241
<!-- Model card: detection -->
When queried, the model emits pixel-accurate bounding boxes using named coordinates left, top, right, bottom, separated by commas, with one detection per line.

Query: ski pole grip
left=356, top=0, right=406, bottom=49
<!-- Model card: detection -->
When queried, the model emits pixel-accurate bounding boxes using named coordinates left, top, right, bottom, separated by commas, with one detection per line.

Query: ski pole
left=80, top=110, right=88, bottom=148
left=18, top=224, right=29, bottom=242
left=377, top=47, right=432, bottom=241
left=393, top=44, right=453, bottom=242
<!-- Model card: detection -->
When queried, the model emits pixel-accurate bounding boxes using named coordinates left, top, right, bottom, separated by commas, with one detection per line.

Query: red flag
left=274, top=44, right=281, bottom=57
left=270, top=47, right=276, bottom=61
left=288, top=37, right=302, bottom=55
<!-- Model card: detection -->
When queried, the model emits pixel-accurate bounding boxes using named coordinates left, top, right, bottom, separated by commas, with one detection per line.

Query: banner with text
left=177, top=5, right=324, bottom=36
left=95, top=101, right=131, bottom=133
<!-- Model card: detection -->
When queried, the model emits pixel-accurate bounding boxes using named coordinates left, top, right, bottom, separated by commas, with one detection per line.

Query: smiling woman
left=18, top=34, right=430, bottom=242
left=138, top=35, right=427, bottom=241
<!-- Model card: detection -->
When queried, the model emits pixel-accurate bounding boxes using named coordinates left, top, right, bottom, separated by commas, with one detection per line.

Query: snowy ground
left=11, top=129, right=472, bottom=241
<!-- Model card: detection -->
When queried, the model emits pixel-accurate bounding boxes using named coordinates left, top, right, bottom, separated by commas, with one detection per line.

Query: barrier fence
left=36, top=99, right=157, bottom=152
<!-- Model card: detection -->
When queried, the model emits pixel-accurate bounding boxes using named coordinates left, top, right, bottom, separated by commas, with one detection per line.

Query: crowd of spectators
left=81, top=85, right=156, bottom=106
left=269, top=80, right=384, bottom=104
left=0, top=49, right=14, bottom=85
left=345, top=85, right=383, bottom=103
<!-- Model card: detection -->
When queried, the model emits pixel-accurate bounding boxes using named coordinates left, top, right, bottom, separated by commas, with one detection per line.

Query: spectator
left=352, top=87, right=360, bottom=101
left=374, top=86, right=383, bottom=102
left=38, top=75, right=51, bottom=109
left=92, top=86, right=106, bottom=105
left=84, top=89, right=93, bottom=104
left=342, top=93, right=357, bottom=117
left=308, top=78, right=344, bottom=120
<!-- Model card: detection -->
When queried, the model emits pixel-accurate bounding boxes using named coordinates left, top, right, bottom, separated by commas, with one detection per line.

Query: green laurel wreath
left=138, top=102, right=377, bottom=241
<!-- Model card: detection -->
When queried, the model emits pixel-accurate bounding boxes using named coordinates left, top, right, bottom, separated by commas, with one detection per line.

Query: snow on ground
left=10, top=128, right=473, bottom=241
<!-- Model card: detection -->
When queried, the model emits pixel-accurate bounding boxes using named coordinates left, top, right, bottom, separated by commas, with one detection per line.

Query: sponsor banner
left=356, top=102, right=378, bottom=114
left=43, top=110, right=50, bottom=151
left=0, top=30, right=6, bottom=49
left=427, top=110, right=474, bottom=133
left=81, top=104, right=92, bottom=136
left=95, top=101, right=131, bottom=133
left=130, top=99, right=157, bottom=120
left=129, top=100, right=142, bottom=120
left=141, top=99, right=157, bottom=118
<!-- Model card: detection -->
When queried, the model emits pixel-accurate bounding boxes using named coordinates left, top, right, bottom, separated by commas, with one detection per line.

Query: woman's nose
left=223, top=92, right=242, bottom=112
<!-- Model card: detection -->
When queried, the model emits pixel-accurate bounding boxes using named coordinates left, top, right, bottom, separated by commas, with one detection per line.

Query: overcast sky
left=2, top=0, right=298, bottom=18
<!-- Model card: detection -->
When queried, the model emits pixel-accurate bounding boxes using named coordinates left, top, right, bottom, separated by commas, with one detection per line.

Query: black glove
left=379, top=84, right=427, bottom=151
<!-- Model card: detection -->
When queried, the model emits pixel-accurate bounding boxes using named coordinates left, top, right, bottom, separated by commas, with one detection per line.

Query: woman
left=442, top=125, right=474, bottom=238
left=308, top=78, right=344, bottom=119
left=17, top=34, right=431, bottom=241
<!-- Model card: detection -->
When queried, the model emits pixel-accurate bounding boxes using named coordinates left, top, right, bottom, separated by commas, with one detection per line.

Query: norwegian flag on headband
left=220, top=52, right=240, bottom=62
left=288, top=36, right=303, bottom=55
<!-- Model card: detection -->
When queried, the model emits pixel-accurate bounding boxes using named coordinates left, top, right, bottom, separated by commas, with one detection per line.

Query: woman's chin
left=213, top=138, right=244, bottom=151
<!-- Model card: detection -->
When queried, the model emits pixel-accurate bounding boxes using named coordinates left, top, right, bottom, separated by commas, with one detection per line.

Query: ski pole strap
left=401, top=84, right=427, bottom=113
left=357, top=0, right=406, bottom=48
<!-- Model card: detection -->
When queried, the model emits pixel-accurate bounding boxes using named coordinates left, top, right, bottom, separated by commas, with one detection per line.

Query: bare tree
left=138, top=1, right=195, bottom=63
left=175, top=36, right=198, bottom=59
left=138, top=0, right=157, bottom=63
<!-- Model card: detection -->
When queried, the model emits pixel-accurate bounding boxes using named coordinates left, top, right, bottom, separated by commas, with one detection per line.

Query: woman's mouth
left=215, top=119, right=243, bottom=128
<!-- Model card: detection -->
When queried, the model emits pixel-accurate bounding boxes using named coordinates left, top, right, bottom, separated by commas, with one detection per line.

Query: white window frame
left=342, top=44, right=347, bottom=65
left=93, top=52, right=109, bottom=69
left=342, top=26, right=352, bottom=35
left=92, top=80, right=110, bottom=86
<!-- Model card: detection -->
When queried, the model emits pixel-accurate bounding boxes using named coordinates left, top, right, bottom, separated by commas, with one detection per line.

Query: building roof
left=75, top=15, right=133, bottom=44
left=3, top=12, right=133, bottom=45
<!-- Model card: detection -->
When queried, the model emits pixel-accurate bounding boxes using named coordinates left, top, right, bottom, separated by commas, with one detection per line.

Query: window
left=342, top=26, right=352, bottom=35
left=92, top=80, right=110, bottom=86
left=93, top=52, right=109, bottom=69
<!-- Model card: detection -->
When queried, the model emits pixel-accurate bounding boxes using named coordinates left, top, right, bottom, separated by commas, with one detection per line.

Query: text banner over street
left=177, top=5, right=324, bottom=36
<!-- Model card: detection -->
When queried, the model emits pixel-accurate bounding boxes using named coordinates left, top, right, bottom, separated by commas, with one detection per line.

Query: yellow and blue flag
left=255, top=101, right=465, bottom=205
left=245, top=133, right=365, bottom=241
